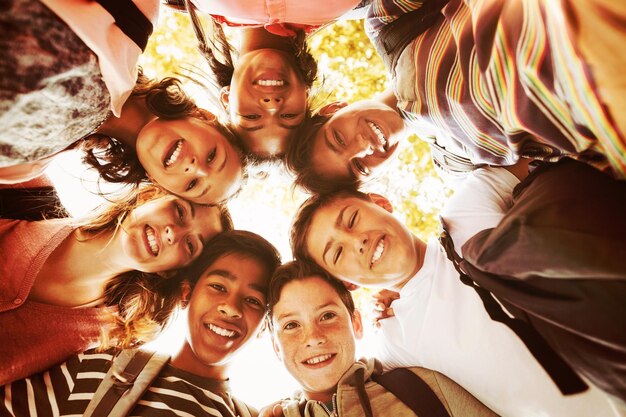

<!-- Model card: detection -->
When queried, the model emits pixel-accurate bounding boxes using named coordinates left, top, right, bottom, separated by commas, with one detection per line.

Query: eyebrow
left=205, top=269, right=266, bottom=293
left=321, top=205, right=350, bottom=264
left=275, top=302, right=340, bottom=322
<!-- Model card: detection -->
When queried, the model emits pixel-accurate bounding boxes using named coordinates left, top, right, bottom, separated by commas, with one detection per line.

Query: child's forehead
left=275, top=277, right=342, bottom=312
left=199, top=253, right=269, bottom=285
left=317, top=194, right=371, bottom=216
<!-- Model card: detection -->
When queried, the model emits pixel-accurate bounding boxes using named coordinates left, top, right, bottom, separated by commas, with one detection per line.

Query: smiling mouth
left=302, top=353, right=335, bottom=366
left=144, top=225, right=159, bottom=256
left=254, top=79, right=286, bottom=87
left=370, top=235, right=385, bottom=267
left=205, top=323, right=239, bottom=339
left=367, top=121, right=388, bottom=152
left=164, top=139, right=183, bottom=168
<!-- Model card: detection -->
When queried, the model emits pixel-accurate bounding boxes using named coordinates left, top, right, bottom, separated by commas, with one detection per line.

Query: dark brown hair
left=184, top=3, right=318, bottom=90
left=183, top=229, right=282, bottom=291
left=266, top=260, right=356, bottom=331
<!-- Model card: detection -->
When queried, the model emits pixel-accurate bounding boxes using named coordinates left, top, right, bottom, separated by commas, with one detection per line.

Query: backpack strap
left=94, top=0, right=153, bottom=51
left=372, top=368, right=451, bottom=417
left=438, top=226, right=588, bottom=395
left=84, top=349, right=171, bottom=417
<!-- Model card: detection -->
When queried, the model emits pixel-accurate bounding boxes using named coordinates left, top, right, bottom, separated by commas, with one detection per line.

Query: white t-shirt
left=376, top=167, right=621, bottom=417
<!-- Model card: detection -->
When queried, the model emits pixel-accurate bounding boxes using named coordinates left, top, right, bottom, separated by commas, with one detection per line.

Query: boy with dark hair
left=285, top=0, right=626, bottom=193
left=266, top=260, right=497, bottom=417
left=290, top=162, right=626, bottom=416
left=0, top=230, right=281, bottom=417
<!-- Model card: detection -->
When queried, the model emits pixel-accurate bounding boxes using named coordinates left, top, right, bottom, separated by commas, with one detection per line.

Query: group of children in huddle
left=1, top=0, right=625, bottom=416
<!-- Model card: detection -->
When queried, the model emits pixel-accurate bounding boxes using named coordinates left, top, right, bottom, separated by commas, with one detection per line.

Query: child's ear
left=193, top=108, right=217, bottom=123
left=180, top=280, right=192, bottom=308
left=270, top=332, right=284, bottom=362
left=367, top=193, right=393, bottom=213
left=318, top=101, right=348, bottom=117
left=219, top=86, right=230, bottom=110
left=351, top=309, right=364, bottom=340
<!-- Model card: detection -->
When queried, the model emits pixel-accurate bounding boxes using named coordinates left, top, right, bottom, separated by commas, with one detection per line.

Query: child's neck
left=31, top=228, right=131, bottom=306
left=239, top=27, right=294, bottom=55
left=376, top=88, right=399, bottom=112
left=95, top=95, right=156, bottom=149
left=393, top=236, right=428, bottom=291
left=171, top=341, right=229, bottom=380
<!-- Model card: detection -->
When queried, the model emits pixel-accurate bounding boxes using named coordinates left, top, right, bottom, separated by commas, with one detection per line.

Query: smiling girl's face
left=136, top=117, right=243, bottom=204
left=222, top=49, right=308, bottom=157
left=118, top=194, right=224, bottom=273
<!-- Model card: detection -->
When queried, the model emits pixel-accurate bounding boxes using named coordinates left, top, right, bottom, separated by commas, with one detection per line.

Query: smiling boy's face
left=310, top=100, right=405, bottom=182
left=271, top=276, right=362, bottom=402
left=304, top=194, right=420, bottom=289
left=174, top=252, right=270, bottom=379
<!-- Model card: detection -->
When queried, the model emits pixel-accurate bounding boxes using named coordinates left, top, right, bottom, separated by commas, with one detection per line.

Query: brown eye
left=333, top=130, right=345, bottom=146
left=333, top=247, right=343, bottom=264
left=174, top=202, right=185, bottom=223
left=348, top=210, right=358, bottom=229
left=242, top=114, right=260, bottom=120
left=186, top=236, right=194, bottom=255
left=186, top=179, right=197, bottom=191
left=353, top=159, right=370, bottom=176
left=207, top=147, right=217, bottom=164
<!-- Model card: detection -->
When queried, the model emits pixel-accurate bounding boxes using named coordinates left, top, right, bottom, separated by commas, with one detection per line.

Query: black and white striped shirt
left=0, top=349, right=254, bottom=417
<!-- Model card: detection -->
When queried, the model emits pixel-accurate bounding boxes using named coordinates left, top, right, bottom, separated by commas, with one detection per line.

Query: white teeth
left=207, top=323, right=237, bottom=338
left=371, top=238, right=385, bottom=266
left=145, top=226, right=158, bottom=256
left=305, top=354, right=332, bottom=365
left=165, top=140, right=183, bottom=167
left=368, top=121, right=388, bottom=149
left=256, top=79, right=285, bottom=86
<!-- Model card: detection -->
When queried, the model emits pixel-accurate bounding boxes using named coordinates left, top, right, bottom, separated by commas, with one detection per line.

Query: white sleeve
left=373, top=316, right=421, bottom=371
left=440, top=166, right=519, bottom=254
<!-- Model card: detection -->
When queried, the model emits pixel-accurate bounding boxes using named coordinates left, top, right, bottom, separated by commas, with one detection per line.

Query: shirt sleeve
left=0, top=355, right=81, bottom=416
left=440, top=166, right=519, bottom=254
left=373, top=316, right=422, bottom=371
left=365, top=0, right=425, bottom=37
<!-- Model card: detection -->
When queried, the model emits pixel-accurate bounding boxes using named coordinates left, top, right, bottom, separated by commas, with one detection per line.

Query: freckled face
left=271, top=276, right=362, bottom=402
left=311, top=100, right=404, bottom=182
left=225, top=49, right=308, bottom=157
left=305, top=196, right=419, bottom=289
left=117, top=195, right=223, bottom=273
left=136, top=117, right=243, bottom=204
